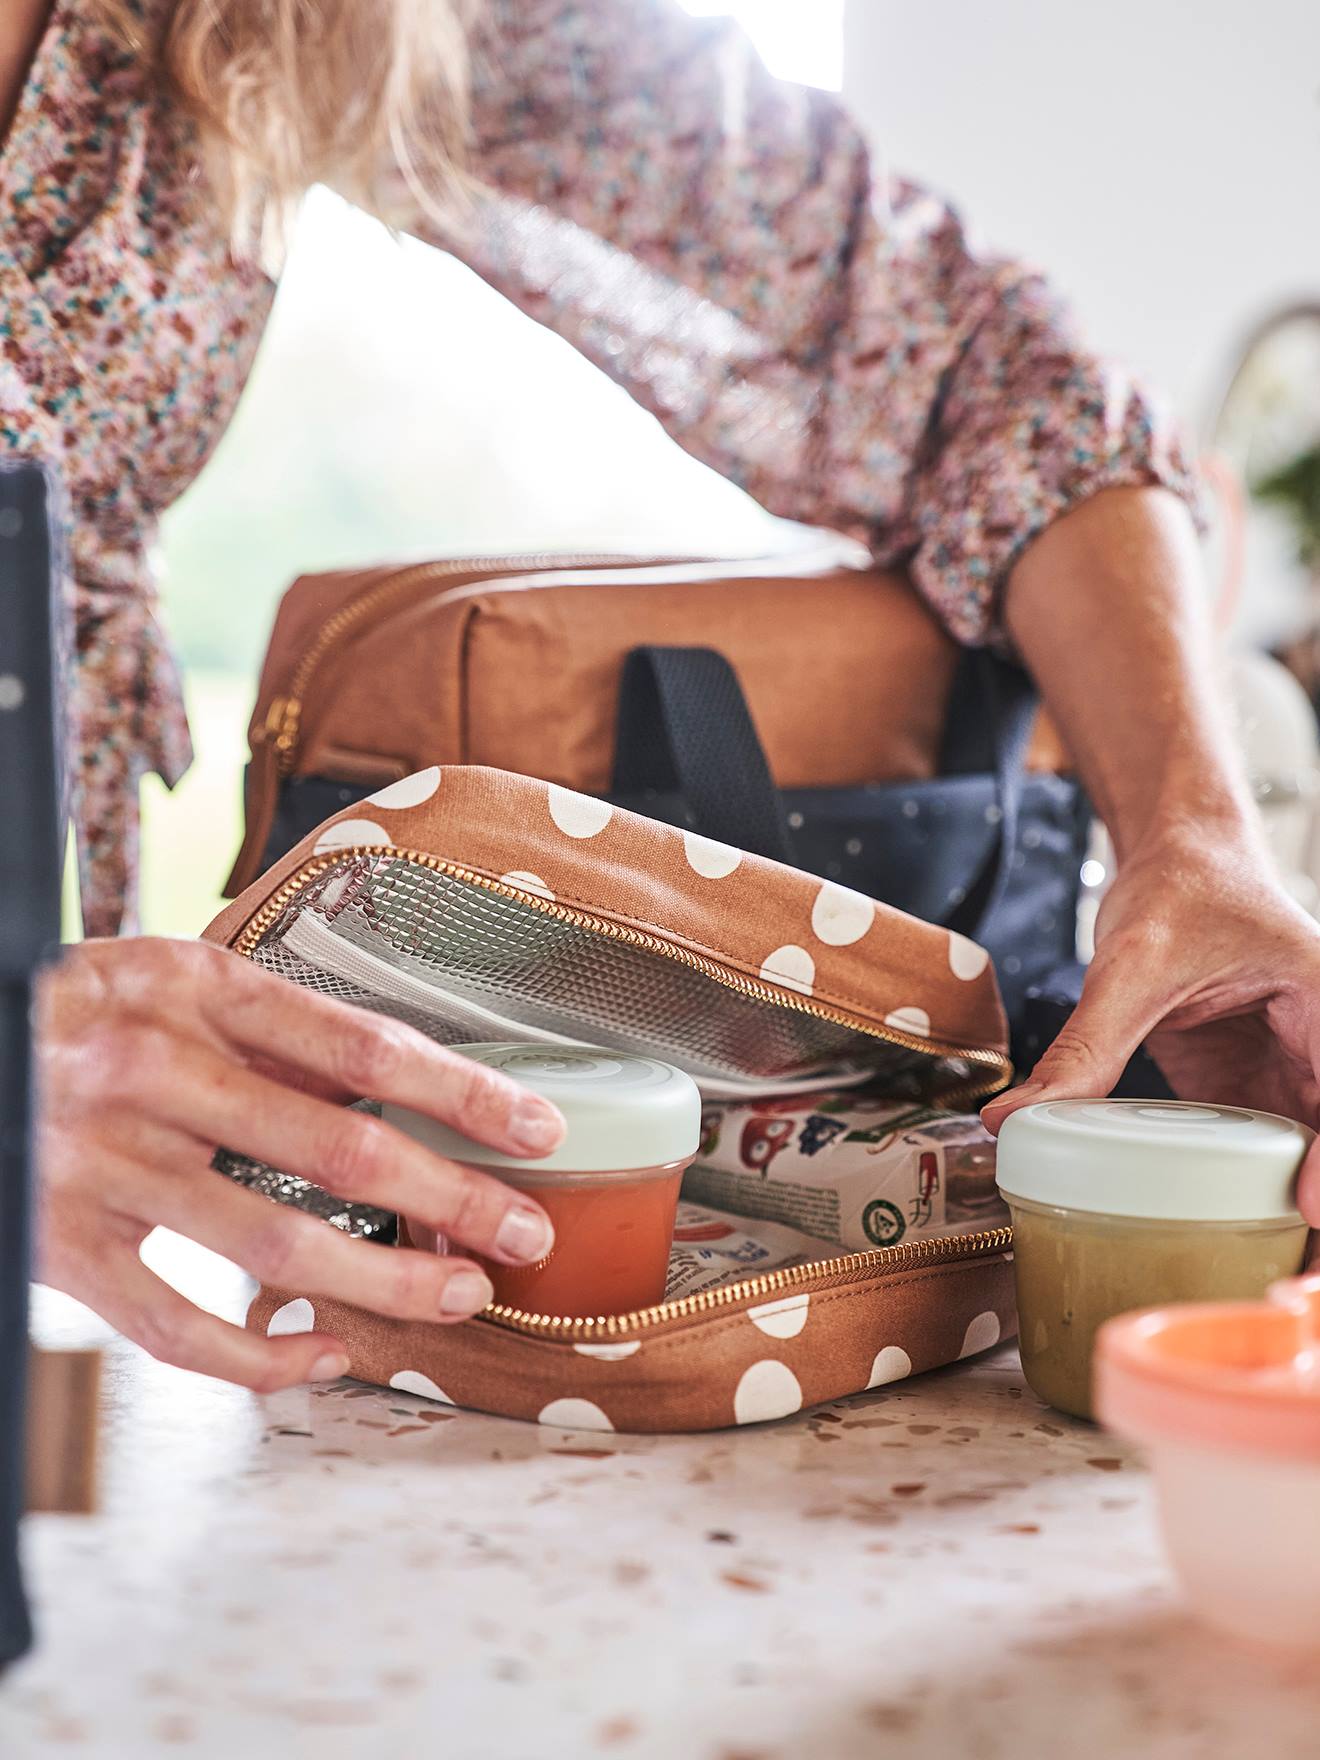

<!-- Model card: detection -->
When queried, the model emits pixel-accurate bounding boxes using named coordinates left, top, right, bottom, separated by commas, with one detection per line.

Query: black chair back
left=0, top=462, right=66, bottom=1668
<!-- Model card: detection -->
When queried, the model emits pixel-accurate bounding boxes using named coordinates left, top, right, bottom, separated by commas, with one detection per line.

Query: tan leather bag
left=227, top=546, right=1064, bottom=898
left=207, top=765, right=1016, bottom=1433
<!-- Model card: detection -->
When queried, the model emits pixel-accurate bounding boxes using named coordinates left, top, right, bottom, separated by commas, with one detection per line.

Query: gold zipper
left=256, top=553, right=651, bottom=775
left=233, top=849, right=1013, bottom=1338
left=481, top=1225, right=1013, bottom=1339
left=232, top=845, right=1013, bottom=1100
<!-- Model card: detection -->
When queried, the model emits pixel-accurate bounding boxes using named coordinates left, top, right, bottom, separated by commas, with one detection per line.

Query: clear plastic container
left=997, top=1100, right=1312, bottom=1419
left=386, top=1044, right=701, bottom=1318
left=467, top=1157, right=687, bottom=1316
left=938, top=1123, right=1004, bottom=1223
left=1008, top=1196, right=1307, bottom=1419
left=1096, top=1274, right=1320, bottom=1651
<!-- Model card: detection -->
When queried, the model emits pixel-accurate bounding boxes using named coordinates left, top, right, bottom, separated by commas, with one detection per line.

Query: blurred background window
left=142, top=0, right=845, bottom=936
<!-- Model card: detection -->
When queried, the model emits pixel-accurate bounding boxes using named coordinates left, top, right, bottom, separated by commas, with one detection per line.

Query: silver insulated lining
left=247, top=852, right=926, bottom=1087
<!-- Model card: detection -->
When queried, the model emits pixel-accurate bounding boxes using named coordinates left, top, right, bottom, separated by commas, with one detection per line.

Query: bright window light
left=147, top=0, right=845, bottom=938
left=679, top=0, right=843, bottom=90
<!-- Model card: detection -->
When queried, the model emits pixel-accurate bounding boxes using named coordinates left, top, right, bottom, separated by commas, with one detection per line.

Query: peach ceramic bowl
left=1095, top=1272, right=1320, bottom=1650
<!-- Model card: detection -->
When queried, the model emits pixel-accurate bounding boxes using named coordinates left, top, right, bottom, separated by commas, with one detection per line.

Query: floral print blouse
left=0, top=0, right=1197, bottom=936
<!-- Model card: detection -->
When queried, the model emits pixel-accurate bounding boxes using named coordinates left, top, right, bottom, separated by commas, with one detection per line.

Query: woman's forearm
left=1004, top=486, right=1260, bottom=864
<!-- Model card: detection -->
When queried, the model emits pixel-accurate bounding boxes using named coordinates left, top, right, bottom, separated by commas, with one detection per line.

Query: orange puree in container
left=386, top=1045, right=702, bottom=1321
left=473, top=1162, right=686, bottom=1318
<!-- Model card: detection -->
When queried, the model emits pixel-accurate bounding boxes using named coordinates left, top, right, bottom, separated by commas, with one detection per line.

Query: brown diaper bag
left=209, top=763, right=1018, bottom=1433
left=224, top=545, right=1088, bottom=1042
left=206, top=544, right=1107, bottom=1429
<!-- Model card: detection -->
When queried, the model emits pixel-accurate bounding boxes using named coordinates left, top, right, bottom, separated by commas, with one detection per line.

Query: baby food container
left=996, top=1100, right=1311, bottom=1418
left=384, top=1043, right=701, bottom=1318
left=1096, top=1274, right=1320, bottom=1652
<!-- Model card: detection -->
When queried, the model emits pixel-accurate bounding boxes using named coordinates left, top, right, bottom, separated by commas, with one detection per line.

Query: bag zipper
left=481, top=1224, right=1013, bottom=1340
left=233, top=849, right=1013, bottom=1341
left=226, top=552, right=653, bottom=897
left=233, top=846, right=1014, bottom=1108
left=253, top=552, right=657, bottom=776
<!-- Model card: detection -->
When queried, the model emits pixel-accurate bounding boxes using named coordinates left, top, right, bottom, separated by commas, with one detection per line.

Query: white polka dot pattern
left=866, top=1345, right=913, bottom=1388
left=948, top=931, right=990, bottom=981
left=238, top=758, right=1018, bottom=1431
left=959, top=1312, right=1001, bottom=1358
left=759, top=944, right=815, bottom=996
left=746, top=1293, right=810, bottom=1339
left=266, top=1298, right=315, bottom=1337
left=811, top=880, right=874, bottom=947
left=682, top=831, right=742, bottom=879
left=500, top=870, right=555, bottom=901
left=537, top=1397, right=615, bottom=1431
left=389, top=1369, right=454, bottom=1404
left=547, top=786, right=614, bottom=839
left=313, top=818, right=391, bottom=853
left=733, top=1359, right=804, bottom=1424
left=367, top=767, right=441, bottom=809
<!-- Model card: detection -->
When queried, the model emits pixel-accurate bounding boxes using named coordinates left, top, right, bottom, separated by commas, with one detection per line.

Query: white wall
left=844, top=0, right=1320, bottom=428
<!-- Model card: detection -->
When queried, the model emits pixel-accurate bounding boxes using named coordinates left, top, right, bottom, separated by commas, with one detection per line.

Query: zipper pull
left=261, top=694, right=302, bottom=769
left=224, top=695, right=302, bottom=899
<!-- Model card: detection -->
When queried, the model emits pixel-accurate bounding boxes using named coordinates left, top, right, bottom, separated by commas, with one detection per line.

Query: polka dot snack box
left=207, top=764, right=1017, bottom=1431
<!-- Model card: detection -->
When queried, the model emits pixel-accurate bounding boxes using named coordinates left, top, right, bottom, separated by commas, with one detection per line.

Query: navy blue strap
left=611, top=640, right=1037, bottom=940
left=612, top=646, right=796, bottom=865
left=937, top=652, right=1037, bottom=937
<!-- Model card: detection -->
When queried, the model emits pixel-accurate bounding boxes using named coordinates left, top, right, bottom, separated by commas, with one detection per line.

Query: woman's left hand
left=982, top=828, right=1320, bottom=1228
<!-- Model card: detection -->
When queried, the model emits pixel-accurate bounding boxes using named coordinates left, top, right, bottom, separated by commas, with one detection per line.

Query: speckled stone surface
left=3, top=1237, right=1318, bottom=1759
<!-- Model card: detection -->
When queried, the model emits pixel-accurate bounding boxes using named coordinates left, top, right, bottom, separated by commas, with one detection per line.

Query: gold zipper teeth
left=481, top=1225, right=1014, bottom=1339
left=233, top=851, right=1013, bottom=1339
left=239, top=556, right=1016, bottom=1335
left=232, top=846, right=1013, bottom=1093
left=264, top=553, right=653, bottom=775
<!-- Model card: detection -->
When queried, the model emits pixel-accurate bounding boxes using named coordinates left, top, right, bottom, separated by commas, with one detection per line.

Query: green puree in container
left=996, top=1100, right=1311, bottom=1420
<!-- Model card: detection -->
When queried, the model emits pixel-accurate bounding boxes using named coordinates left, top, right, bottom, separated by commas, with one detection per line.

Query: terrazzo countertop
left=3, top=1236, right=1318, bottom=1760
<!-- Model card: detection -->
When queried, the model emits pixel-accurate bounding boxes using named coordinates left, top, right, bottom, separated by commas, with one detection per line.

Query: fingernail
left=440, top=1269, right=495, bottom=1316
left=985, top=1082, right=1042, bottom=1114
left=494, top=1205, right=555, bottom=1265
left=309, top=1351, right=350, bottom=1382
left=508, top=1097, right=565, bottom=1155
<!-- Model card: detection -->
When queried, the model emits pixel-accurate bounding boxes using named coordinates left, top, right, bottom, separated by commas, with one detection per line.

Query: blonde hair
left=94, top=1, right=473, bottom=252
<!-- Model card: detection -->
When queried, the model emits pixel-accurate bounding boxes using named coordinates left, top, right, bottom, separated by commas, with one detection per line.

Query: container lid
left=996, top=1099, right=1310, bottom=1221
left=1096, top=1274, right=1320, bottom=1462
left=383, top=1042, right=701, bottom=1174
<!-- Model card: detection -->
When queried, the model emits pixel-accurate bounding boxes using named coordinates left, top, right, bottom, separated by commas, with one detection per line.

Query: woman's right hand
left=35, top=938, right=566, bottom=1391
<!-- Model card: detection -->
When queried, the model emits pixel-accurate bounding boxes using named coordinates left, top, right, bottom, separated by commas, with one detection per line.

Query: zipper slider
left=224, top=697, right=300, bottom=898
left=259, top=695, right=302, bottom=773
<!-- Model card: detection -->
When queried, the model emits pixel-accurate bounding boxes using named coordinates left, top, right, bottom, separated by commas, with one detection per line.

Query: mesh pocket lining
left=248, top=854, right=925, bottom=1091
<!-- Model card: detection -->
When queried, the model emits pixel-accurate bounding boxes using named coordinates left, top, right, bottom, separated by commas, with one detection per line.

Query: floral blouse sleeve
left=416, top=0, right=1198, bottom=644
